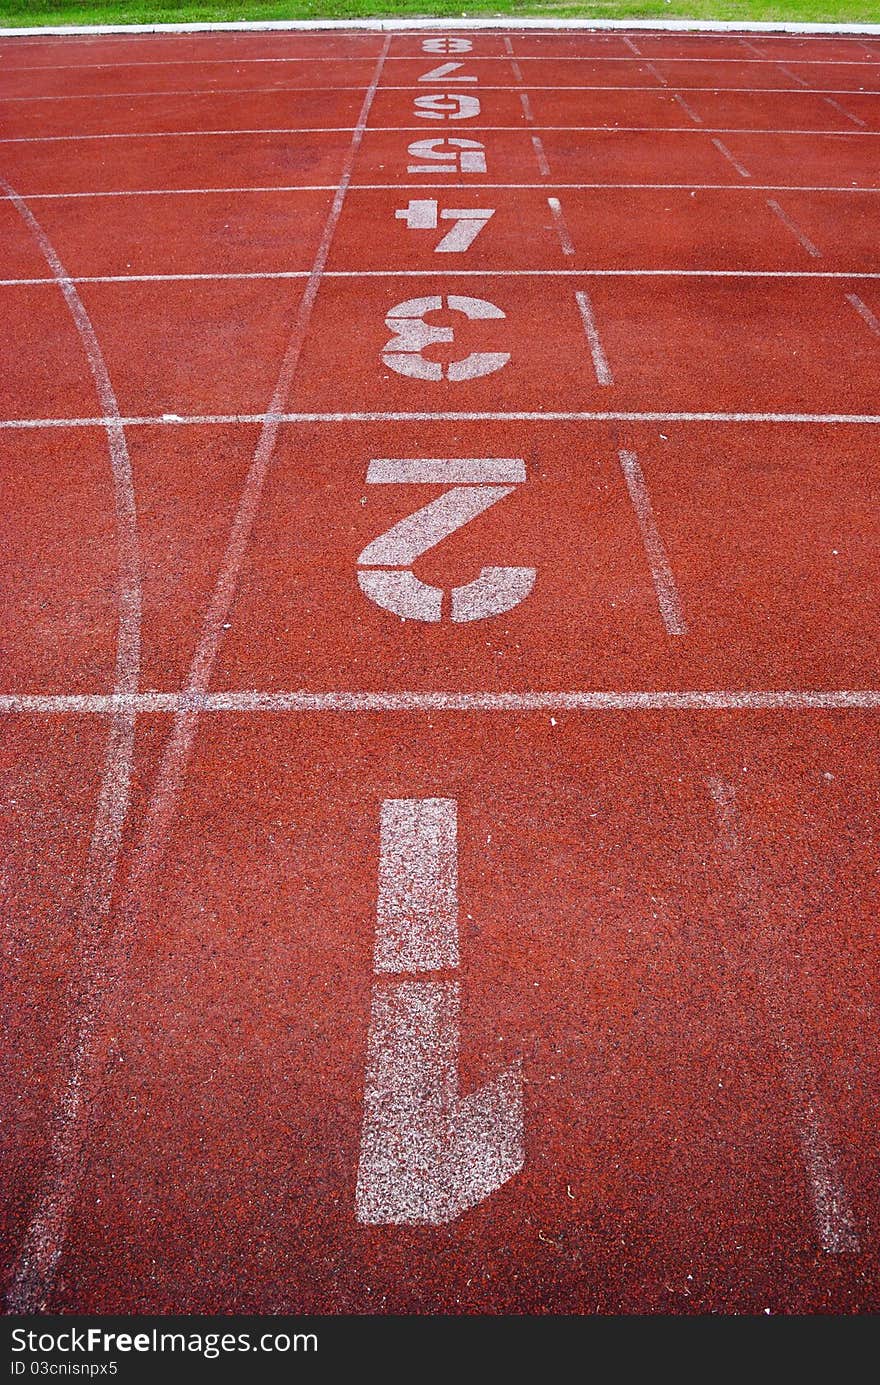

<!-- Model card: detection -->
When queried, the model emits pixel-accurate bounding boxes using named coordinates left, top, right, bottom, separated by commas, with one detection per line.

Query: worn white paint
left=382, top=294, right=510, bottom=382
left=707, top=776, right=861, bottom=1254
left=1, top=177, right=143, bottom=1318
left=575, top=288, right=613, bottom=386
left=2, top=690, right=880, bottom=715
left=356, top=981, right=523, bottom=1225
left=618, top=450, right=688, bottom=637
left=357, top=798, right=523, bottom=1225
left=358, top=459, right=535, bottom=624
left=846, top=291, right=880, bottom=336
left=547, top=196, right=575, bottom=256
left=766, top=198, right=822, bottom=257
left=367, top=458, right=526, bottom=484
left=375, top=798, right=458, bottom=973
left=407, top=137, right=487, bottom=175
left=419, top=62, right=477, bottom=85
left=712, top=137, right=753, bottom=178
left=413, top=92, right=480, bottom=121
left=5, top=410, right=880, bottom=428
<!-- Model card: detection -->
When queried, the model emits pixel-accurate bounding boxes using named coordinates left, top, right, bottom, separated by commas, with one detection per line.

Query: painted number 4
left=396, top=199, right=494, bottom=253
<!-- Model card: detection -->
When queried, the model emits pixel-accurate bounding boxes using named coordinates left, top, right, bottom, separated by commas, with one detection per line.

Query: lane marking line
left=8, top=52, right=864, bottom=73
left=707, top=776, right=861, bottom=1255
left=8, top=182, right=877, bottom=201
left=776, top=62, right=813, bottom=88
left=711, top=137, right=752, bottom=178
left=3, top=270, right=880, bottom=286
left=846, top=291, right=880, bottom=335
left=1, top=691, right=879, bottom=714
left=673, top=93, right=703, bottom=124
left=1, top=179, right=143, bottom=1316
left=618, top=450, right=688, bottom=637
left=2, top=84, right=878, bottom=102
left=823, top=96, right=868, bottom=126
left=5, top=36, right=392, bottom=1315
left=531, top=135, right=551, bottom=178
left=766, top=198, right=823, bottom=257
left=3, top=124, right=880, bottom=144
left=547, top=195, right=575, bottom=255
left=3, top=410, right=880, bottom=428
left=575, top=289, right=613, bottom=385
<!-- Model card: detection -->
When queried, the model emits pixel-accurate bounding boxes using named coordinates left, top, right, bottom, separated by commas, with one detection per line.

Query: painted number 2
left=357, top=458, right=536, bottom=623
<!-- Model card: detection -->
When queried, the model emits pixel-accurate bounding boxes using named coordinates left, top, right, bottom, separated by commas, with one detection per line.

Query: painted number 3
left=382, top=295, right=510, bottom=381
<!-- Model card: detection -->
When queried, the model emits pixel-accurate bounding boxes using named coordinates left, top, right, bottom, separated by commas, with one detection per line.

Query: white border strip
left=0, top=690, right=878, bottom=713
left=2, top=20, right=880, bottom=37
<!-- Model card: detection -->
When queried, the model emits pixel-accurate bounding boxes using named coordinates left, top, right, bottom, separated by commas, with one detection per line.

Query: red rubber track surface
left=1, top=25, right=879, bottom=1316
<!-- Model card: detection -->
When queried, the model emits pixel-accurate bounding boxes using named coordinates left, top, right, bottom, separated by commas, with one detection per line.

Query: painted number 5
left=382, top=295, right=510, bottom=381
left=357, top=458, right=536, bottom=623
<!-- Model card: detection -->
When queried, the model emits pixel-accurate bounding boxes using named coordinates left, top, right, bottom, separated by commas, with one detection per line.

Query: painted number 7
left=396, top=200, right=494, bottom=253
left=357, top=458, right=536, bottom=623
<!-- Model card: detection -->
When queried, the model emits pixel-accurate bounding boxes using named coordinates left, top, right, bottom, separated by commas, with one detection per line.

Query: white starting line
left=1, top=690, right=878, bottom=714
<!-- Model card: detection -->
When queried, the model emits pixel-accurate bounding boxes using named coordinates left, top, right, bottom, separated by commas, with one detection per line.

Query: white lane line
left=375, top=798, right=458, bottom=973
left=3, top=410, right=880, bottom=428
left=707, top=776, right=861, bottom=1255
left=505, top=42, right=552, bottom=178
left=846, top=291, right=880, bottom=335
left=547, top=195, right=575, bottom=255
left=776, top=62, right=813, bottom=87
left=823, top=95, right=868, bottom=126
left=1, top=180, right=143, bottom=1316
left=575, top=289, right=613, bottom=386
left=4, top=270, right=880, bottom=286
left=2, top=84, right=878, bottom=101
left=518, top=90, right=536, bottom=122
left=1, top=690, right=879, bottom=715
left=531, top=136, right=551, bottom=177
left=766, top=198, right=823, bottom=256
left=10, top=181, right=876, bottom=200
left=3, top=124, right=880, bottom=142
left=644, top=61, right=670, bottom=88
left=5, top=36, right=392, bottom=1317
left=618, top=450, right=687, bottom=637
left=712, top=137, right=752, bottom=178
left=673, top=92, right=703, bottom=124
left=9, top=53, right=879, bottom=70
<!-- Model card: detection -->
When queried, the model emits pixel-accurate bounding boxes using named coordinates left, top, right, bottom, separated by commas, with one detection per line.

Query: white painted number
left=419, top=62, right=477, bottom=84
left=357, top=458, right=536, bottom=624
left=356, top=798, right=523, bottom=1225
left=413, top=92, right=481, bottom=121
left=395, top=200, right=495, bottom=253
left=407, top=137, right=487, bottom=175
left=382, top=294, right=510, bottom=381
left=422, top=37, right=473, bottom=53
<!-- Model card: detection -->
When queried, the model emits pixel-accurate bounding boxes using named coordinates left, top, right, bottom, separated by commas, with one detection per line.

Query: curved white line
left=3, top=36, right=389, bottom=1314
left=2, top=176, right=142, bottom=1314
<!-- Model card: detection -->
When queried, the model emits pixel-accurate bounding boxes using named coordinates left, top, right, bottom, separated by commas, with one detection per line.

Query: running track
left=1, top=23, right=879, bottom=1315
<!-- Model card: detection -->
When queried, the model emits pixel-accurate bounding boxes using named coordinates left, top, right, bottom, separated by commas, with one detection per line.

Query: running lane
left=1, top=25, right=878, bottom=1316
